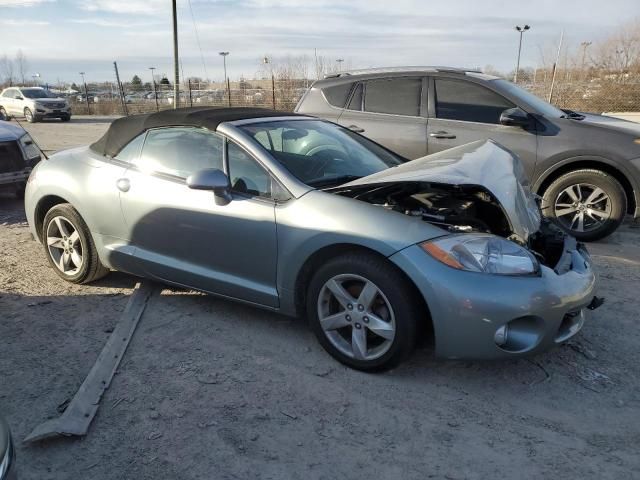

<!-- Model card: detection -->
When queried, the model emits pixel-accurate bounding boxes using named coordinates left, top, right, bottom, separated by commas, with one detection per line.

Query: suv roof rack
left=323, top=66, right=481, bottom=79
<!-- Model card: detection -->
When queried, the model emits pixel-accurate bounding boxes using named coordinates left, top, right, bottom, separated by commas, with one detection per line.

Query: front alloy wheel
left=317, top=274, right=396, bottom=361
left=307, top=252, right=420, bottom=371
left=553, top=183, right=611, bottom=234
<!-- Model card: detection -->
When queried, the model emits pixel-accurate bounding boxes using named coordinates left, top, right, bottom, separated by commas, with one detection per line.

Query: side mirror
left=187, top=168, right=232, bottom=205
left=15, top=96, right=23, bottom=100
left=500, top=107, right=531, bottom=128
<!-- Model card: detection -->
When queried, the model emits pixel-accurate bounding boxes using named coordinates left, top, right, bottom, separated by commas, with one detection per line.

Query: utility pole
left=548, top=30, right=564, bottom=103
left=580, top=41, right=592, bottom=79
left=219, top=52, right=230, bottom=106
left=79, top=71, right=90, bottom=114
left=149, top=66, right=159, bottom=112
left=514, top=25, right=530, bottom=83
left=172, top=0, right=179, bottom=109
left=113, top=61, right=128, bottom=116
left=263, top=56, right=276, bottom=109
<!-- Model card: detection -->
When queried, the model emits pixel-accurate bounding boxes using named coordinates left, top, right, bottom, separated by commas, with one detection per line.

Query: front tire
left=306, top=252, right=420, bottom=371
left=42, top=203, right=109, bottom=283
left=61, top=115, right=71, bottom=122
left=541, top=169, right=627, bottom=241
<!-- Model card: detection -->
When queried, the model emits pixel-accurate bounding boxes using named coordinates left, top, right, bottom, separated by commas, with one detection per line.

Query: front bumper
left=34, top=104, right=70, bottom=118
left=390, top=236, right=598, bottom=359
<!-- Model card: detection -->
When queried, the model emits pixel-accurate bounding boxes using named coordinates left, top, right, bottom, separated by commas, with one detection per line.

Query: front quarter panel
left=275, top=189, right=444, bottom=314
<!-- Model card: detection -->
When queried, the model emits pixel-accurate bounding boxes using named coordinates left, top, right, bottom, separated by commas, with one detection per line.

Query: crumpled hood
left=342, top=140, right=542, bottom=241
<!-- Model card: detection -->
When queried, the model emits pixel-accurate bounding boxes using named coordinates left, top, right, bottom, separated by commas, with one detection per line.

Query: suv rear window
left=322, top=83, right=353, bottom=108
left=364, top=77, right=421, bottom=116
left=435, top=78, right=514, bottom=124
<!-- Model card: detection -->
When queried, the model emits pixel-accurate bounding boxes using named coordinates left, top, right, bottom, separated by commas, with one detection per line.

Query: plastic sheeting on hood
left=341, top=140, right=542, bottom=241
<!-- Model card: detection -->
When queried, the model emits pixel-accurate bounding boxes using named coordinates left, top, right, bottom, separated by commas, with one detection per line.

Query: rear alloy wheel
left=43, top=203, right=109, bottom=283
left=542, top=169, right=626, bottom=241
left=307, top=252, right=420, bottom=371
left=24, top=107, right=37, bottom=123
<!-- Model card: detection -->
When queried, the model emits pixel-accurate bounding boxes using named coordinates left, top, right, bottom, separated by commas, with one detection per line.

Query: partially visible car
left=0, top=416, right=16, bottom=480
left=0, top=120, right=42, bottom=198
left=295, top=66, right=640, bottom=241
left=0, top=87, right=71, bottom=123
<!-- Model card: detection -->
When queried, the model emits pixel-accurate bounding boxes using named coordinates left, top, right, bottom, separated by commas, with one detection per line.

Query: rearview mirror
left=187, top=168, right=232, bottom=205
left=500, top=107, right=531, bottom=128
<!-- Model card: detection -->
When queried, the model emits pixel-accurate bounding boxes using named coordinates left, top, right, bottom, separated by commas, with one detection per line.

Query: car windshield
left=239, top=119, right=403, bottom=187
left=21, top=88, right=52, bottom=99
left=491, top=79, right=565, bottom=118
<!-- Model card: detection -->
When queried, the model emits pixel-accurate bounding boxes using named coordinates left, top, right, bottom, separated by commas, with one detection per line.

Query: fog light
left=494, top=325, right=509, bottom=346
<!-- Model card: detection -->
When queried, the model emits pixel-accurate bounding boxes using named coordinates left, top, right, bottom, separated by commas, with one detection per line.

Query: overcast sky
left=0, top=0, right=638, bottom=84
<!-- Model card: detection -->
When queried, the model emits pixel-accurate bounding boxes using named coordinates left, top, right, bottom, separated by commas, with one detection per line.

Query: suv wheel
left=24, top=107, right=37, bottom=123
left=43, top=203, right=109, bottom=283
left=306, top=252, right=419, bottom=371
left=541, top=169, right=627, bottom=241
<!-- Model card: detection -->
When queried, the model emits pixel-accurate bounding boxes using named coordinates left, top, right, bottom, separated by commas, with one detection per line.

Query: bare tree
left=15, top=50, right=28, bottom=85
left=0, top=55, right=15, bottom=86
left=590, top=18, right=640, bottom=81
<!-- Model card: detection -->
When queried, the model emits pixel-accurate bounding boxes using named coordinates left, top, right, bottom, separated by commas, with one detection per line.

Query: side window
left=347, top=83, right=363, bottom=111
left=322, top=83, right=353, bottom=108
left=434, top=79, right=515, bottom=124
left=115, top=133, right=145, bottom=163
left=364, top=77, right=421, bottom=116
left=138, top=127, right=224, bottom=178
left=3, top=89, right=15, bottom=99
left=227, top=141, right=272, bottom=199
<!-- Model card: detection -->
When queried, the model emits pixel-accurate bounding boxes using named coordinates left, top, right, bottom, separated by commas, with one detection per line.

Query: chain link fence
left=68, top=75, right=640, bottom=117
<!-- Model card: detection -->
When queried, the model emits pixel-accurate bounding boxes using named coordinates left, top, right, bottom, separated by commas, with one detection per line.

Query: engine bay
left=332, top=181, right=566, bottom=269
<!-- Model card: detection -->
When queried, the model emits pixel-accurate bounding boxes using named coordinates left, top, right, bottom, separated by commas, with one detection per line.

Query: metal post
left=80, top=72, right=91, bottom=114
left=114, top=61, right=128, bottom=116
left=188, top=78, right=193, bottom=107
left=548, top=30, right=564, bottom=103
left=271, top=73, right=276, bottom=110
left=172, top=0, right=179, bottom=109
left=227, top=77, right=231, bottom=107
left=581, top=41, right=592, bottom=80
left=149, top=67, right=159, bottom=112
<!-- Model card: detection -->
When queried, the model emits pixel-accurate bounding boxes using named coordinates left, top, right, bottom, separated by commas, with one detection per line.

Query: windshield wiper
left=307, top=174, right=363, bottom=188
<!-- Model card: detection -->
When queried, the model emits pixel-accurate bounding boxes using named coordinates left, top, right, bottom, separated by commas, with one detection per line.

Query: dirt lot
left=1, top=117, right=640, bottom=479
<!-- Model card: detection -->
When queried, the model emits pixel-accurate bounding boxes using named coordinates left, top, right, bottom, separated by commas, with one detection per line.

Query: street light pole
left=79, top=71, right=90, bottom=114
left=172, top=0, right=179, bottom=109
left=514, top=24, right=530, bottom=83
left=149, top=66, right=159, bottom=112
left=336, top=58, right=344, bottom=72
left=263, top=56, right=276, bottom=109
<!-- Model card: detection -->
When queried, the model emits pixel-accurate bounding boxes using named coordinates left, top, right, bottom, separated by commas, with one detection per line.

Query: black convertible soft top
left=90, top=107, right=303, bottom=157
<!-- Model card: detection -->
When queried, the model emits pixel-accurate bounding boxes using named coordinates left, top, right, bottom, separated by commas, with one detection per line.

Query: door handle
left=348, top=125, right=365, bottom=133
left=116, top=178, right=130, bottom=192
left=429, top=131, right=457, bottom=139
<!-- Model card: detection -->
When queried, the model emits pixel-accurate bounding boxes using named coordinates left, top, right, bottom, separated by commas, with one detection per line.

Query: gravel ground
left=1, top=117, right=639, bottom=479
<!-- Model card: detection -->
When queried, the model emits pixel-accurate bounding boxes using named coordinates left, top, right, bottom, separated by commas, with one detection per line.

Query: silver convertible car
left=24, top=107, right=601, bottom=370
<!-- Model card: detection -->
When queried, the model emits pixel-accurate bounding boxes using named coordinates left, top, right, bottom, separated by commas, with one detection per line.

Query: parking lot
left=1, top=117, right=640, bottom=479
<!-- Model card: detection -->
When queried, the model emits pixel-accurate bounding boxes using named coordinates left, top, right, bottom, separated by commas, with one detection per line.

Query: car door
left=337, top=76, right=428, bottom=159
left=426, top=76, right=538, bottom=178
left=118, top=126, right=279, bottom=307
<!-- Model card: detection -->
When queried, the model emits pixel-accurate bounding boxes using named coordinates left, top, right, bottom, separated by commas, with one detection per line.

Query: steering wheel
left=305, top=148, right=348, bottom=179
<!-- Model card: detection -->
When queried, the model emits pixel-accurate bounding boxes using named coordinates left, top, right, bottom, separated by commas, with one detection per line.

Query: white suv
left=0, top=87, right=71, bottom=123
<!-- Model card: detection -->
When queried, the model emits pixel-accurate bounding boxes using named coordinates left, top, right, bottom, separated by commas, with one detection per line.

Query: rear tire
left=306, top=251, right=420, bottom=371
left=24, top=107, right=37, bottom=123
left=61, top=115, right=71, bottom=122
left=42, top=203, right=109, bottom=284
left=541, top=169, right=626, bottom=241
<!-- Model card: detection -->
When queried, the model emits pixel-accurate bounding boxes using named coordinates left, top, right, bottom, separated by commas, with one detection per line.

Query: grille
left=43, top=102, right=65, bottom=109
left=0, top=140, right=25, bottom=173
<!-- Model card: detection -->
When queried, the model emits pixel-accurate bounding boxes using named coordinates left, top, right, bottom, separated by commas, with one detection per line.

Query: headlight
left=420, top=234, right=539, bottom=275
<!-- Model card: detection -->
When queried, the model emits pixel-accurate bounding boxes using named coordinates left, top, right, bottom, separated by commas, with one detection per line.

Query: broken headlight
left=421, top=233, right=539, bottom=275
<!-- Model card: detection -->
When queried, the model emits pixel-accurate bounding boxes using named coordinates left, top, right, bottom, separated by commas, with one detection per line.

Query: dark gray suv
left=295, top=67, right=640, bottom=241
